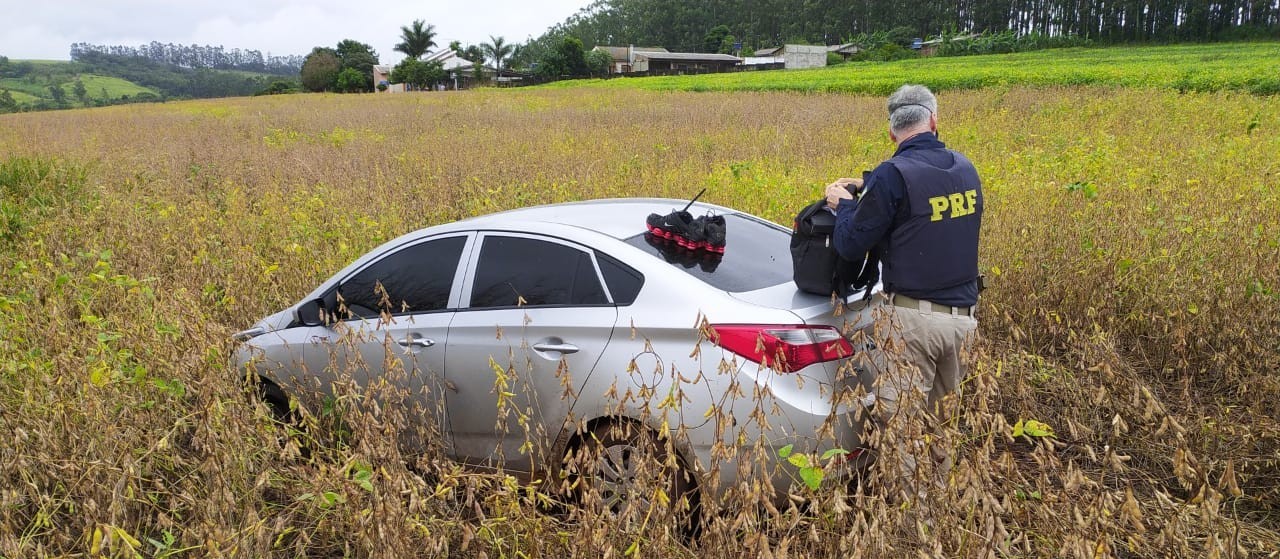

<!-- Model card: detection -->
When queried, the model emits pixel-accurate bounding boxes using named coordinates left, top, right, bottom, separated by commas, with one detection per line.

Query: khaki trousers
left=871, top=301, right=977, bottom=419
left=864, top=295, right=978, bottom=496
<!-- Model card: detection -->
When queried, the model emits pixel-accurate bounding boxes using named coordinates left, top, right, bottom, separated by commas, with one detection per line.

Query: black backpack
left=790, top=199, right=879, bottom=301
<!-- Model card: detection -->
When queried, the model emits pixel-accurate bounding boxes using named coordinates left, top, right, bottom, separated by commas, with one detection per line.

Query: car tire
left=255, top=378, right=318, bottom=458
left=257, top=379, right=297, bottom=424
left=569, top=420, right=698, bottom=533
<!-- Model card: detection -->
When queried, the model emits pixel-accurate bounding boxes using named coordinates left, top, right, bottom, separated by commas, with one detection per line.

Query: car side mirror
left=296, top=298, right=327, bottom=327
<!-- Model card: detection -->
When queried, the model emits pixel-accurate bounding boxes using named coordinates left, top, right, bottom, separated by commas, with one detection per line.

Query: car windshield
left=623, top=213, right=793, bottom=292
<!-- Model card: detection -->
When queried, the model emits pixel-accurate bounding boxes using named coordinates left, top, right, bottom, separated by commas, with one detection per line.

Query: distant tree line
left=513, top=0, right=1280, bottom=68
left=70, top=42, right=302, bottom=75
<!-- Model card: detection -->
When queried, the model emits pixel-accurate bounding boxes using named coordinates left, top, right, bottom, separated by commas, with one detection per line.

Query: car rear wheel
left=570, top=420, right=698, bottom=532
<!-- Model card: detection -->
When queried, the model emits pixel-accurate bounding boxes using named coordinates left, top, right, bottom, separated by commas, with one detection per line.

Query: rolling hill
left=0, top=57, right=292, bottom=112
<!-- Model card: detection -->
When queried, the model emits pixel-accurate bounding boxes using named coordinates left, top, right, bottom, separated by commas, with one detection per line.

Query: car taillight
left=710, top=324, right=854, bottom=373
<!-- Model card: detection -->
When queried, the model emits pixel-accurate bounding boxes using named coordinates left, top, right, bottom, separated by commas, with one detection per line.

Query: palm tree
left=394, top=20, right=437, bottom=60
left=481, top=35, right=514, bottom=72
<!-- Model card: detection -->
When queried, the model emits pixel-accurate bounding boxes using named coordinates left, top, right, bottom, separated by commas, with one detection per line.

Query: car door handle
left=397, top=336, right=435, bottom=348
left=532, top=342, right=579, bottom=354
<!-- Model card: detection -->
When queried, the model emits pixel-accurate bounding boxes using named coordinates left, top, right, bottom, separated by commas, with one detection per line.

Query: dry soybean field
left=1, top=76, right=1278, bottom=557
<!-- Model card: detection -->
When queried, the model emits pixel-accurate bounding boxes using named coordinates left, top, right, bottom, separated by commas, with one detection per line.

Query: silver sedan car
left=234, top=198, right=880, bottom=514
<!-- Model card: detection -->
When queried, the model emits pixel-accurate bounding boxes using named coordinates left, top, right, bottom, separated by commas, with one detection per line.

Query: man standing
left=824, top=84, right=982, bottom=490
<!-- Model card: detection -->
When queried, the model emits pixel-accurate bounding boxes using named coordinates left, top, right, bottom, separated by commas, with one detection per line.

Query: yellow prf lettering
left=929, top=196, right=949, bottom=221
left=929, top=189, right=978, bottom=221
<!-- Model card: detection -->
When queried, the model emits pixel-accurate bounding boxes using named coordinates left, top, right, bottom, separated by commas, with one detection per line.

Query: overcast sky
left=0, top=0, right=590, bottom=64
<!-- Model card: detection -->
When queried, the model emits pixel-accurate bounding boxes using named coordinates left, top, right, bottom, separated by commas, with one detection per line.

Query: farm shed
left=827, top=43, right=863, bottom=60
left=631, top=52, right=743, bottom=75
left=592, top=45, right=670, bottom=74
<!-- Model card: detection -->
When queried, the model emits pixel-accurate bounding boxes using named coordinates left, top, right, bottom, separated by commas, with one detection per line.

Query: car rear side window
left=470, top=236, right=608, bottom=308
left=624, top=213, right=791, bottom=292
left=339, top=235, right=466, bottom=317
left=596, top=252, right=643, bottom=305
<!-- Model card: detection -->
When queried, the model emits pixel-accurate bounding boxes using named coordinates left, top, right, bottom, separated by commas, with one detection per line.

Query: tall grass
left=0, top=85, right=1276, bottom=557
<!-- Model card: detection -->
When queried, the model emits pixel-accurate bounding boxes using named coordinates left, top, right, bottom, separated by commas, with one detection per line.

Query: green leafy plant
left=1012, top=419, right=1056, bottom=438
left=349, top=460, right=375, bottom=492
left=1065, top=180, right=1098, bottom=199
left=779, top=444, right=850, bottom=490
left=146, top=529, right=198, bottom=558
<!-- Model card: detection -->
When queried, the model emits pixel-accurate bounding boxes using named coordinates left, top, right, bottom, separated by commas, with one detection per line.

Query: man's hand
left=825, top=178, right=864, bottom=209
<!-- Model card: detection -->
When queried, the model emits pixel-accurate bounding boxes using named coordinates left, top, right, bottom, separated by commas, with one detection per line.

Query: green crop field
left=1, top=44, right=1277, bottom=558
left=3, top=89, right=40, bottom=104
left=0, top=78, right=52, bottom=99
left=0, top=66, right=156, bottom=107
left=552, top=42, right=1280, bottom=95
left=0, top=74, right=158, bottom=100
left=77, top=74, right=159, bottom=99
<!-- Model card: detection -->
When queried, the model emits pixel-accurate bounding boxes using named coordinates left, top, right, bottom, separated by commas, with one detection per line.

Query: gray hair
left=887, top=84, right=937, bottom=134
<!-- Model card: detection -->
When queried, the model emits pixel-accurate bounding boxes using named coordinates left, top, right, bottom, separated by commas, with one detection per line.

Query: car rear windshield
left=623, top=213, right=793, bottom=293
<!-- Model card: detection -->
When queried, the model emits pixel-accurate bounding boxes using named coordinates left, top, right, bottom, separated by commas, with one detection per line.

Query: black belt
left=888, top=293, right=975, bottom=317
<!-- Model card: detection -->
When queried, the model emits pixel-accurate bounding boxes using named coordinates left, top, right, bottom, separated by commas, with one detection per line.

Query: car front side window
left=338, top=235, right=467, bottom=318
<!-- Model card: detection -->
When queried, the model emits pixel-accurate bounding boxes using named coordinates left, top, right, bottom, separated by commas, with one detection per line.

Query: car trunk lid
left=728, top=280, right=881, bottom=331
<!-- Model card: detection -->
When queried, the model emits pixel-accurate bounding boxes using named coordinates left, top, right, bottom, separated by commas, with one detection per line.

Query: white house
left=424, top=50, right=479, bottom=73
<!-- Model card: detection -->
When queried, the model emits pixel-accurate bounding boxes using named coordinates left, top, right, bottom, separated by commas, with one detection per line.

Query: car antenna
left=681, top=188, right=706, bottom=212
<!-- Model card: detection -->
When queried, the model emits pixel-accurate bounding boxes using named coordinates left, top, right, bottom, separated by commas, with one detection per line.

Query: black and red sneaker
left=646, top=210, right=704, bottom=249
left=695, top=214, right=726, bottom=253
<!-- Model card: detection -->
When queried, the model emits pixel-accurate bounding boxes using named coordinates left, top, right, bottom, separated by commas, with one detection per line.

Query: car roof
left=300, top=197, right=794, bottom=307
left=458, top=197, right=743, bottom=240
